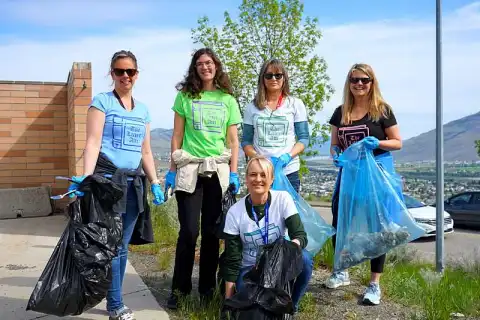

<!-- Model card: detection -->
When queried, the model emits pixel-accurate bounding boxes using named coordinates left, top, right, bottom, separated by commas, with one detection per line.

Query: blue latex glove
left=332, top=146, right=344, bottom=168
left=363, top=136, right=380, bottom=150
left=68, top=175, right=86, bottom=198
left=151, top=183, right=165, bottom=205
left=164, top=170, right=176, bottom=194
left=277, top=153, right=292, bottom=168
left=229, top=172, right=240, bottom=195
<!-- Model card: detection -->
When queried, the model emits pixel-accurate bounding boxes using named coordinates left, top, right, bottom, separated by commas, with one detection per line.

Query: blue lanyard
left=250, top=200, right=269, bottom=245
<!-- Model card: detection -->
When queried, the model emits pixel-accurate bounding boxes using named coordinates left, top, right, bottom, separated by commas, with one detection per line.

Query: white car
left=403, top=194, right=454, bottom=237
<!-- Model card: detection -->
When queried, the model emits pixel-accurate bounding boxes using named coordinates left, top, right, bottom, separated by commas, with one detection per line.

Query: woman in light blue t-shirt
left=68, top=50, right=165, bottom=320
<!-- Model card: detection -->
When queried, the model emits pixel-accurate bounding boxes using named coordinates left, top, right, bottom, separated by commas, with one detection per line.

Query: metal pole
left=435, top=0, right=445, bottom=273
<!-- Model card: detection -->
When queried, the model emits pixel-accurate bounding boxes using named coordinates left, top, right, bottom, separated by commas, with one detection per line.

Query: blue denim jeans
left=106, top=182, right=139, bottom=313
left=236, top=248, right=313, bottom=311
left=286, top=171, right=300, bottom=194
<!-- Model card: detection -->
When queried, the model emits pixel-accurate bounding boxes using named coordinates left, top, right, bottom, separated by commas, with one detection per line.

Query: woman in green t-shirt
left=164, top=48, right=242, bottom=309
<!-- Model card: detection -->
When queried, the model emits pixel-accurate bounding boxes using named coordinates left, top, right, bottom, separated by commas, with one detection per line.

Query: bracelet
left=150, top=179, right=160, bottom=185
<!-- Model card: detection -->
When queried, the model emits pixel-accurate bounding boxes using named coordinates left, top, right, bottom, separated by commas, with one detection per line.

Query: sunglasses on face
left=264, top=73, right=284, bottom=80
left=112, top=68, right=138, bottom=77
left=349, top=77, right=372, bottom=84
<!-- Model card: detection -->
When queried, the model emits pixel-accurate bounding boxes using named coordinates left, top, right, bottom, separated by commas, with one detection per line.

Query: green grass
left=133, top=196, right=480, bottom=320
left=351, top=246, right=480, bottom=320
left=129, top=196, right=179, bottom=269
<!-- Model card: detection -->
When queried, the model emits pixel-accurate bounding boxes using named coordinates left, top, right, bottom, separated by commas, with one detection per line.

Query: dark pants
left=332, top=171, right=386, bottom=273
left=171, top=174, right=223, bottom=295
left=286, top=171, right=300, bottom=194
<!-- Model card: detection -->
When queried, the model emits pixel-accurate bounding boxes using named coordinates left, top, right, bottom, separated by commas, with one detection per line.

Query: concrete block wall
left=0, top=62, right=92, bottom=210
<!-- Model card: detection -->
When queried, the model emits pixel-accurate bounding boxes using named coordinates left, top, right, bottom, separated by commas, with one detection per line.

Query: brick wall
left=0, top=62, right=92, bottom=210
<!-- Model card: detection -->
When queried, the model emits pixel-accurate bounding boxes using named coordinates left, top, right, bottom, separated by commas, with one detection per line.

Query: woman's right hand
left=225, top=281, right=235, bottom=299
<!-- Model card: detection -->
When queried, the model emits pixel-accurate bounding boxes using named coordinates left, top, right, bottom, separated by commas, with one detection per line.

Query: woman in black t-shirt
left=325, top=63, right=402, bottom=306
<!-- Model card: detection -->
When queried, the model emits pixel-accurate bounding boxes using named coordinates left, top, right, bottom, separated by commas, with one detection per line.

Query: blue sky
left=1, top=0, right=480, bottom=139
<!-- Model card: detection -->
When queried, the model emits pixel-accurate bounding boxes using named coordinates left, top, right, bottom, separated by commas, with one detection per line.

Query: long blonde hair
left=253, top=59, right=291, bottom=110
left=341, top=63, right=391, bottom=125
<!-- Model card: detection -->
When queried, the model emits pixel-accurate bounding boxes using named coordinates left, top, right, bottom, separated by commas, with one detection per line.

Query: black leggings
left=331, top=174, right=386, bottom=274
left=171, top=174, right=223, bottom=295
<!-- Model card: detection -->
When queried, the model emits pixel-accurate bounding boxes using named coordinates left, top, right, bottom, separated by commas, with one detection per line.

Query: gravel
left=129, top=250, right=418, bottom=320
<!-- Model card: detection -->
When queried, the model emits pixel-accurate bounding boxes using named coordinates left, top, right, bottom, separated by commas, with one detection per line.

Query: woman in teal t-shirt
left=164, top=48, right=242, bottom=309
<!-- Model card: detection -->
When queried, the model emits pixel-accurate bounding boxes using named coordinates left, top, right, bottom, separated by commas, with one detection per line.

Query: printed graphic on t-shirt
left=256, top=115, right=289, bottom=148
left=338, top=125, right=370, bottom=150
left=243, top=224, right=281, bottom=258
left=112, top=116, right=146, bottom=152
left=191, top=100, right=226, bottom=133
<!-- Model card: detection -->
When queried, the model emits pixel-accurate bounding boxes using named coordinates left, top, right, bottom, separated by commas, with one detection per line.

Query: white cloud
left=318, top=2, right=480, bottom=139
left=2, top=28, right=194, bottom=130
left=1, top=2, right=480, bottom=139
left=0, top=0, right=157, bottom=26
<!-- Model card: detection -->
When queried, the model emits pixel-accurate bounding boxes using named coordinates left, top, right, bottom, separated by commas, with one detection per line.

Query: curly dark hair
left=175, top=48, right=233, bottom=99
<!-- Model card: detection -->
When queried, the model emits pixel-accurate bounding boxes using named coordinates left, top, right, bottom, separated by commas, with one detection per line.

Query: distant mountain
left=150, top=127, right=331, bottom=157
left=393, top=111, right=480, bottom=162
left=150, top=128, right=173, bottom=155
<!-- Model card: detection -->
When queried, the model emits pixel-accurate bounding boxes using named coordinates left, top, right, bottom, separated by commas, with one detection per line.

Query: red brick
left=11, top=91, right=39, bottom=98
left=0, top=150, right=26, bottom=157
left=27, top=163, right=54, bottom=169
left=12, top=169, right=40, bottom=177
left=25, top=111, right=55, bottom=118
left=29, top=124, right=54, bottom=131
left=41, top=169, right=68, bottom=176
left=0, top=97, right=25, bottom=104
left=0, top=84, right=25, bottom=91
left=0, top=104, right=11, bottom=110
left=0, top=118, right=11, bottom=124
left=0, top=131, right=11, bottom=137
left=0, top=163, right=26, bottom=170
left=40, top=157, right=66, bottom=163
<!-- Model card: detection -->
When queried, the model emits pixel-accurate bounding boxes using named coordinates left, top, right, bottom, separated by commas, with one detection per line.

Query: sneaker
left=166, top=293, right=179, bottom=310
left=362, top=282, right=381, bottom=305
left=108, top=306, right=135, bottom=320
left=325, top=271, right=350, bottom=289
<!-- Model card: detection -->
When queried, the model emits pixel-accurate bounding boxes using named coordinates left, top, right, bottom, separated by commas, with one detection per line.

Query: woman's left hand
left=151, top=183, right=165, bottom=205
left=292, top=239, right=301, bottom=247
left=278, top=153, right=292, bottom=168
left=363, top=136, right=380, bottom=150
left=229, top=172, right=240, bottom=194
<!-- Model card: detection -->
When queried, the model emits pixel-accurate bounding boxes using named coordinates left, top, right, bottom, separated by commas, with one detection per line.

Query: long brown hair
left=341, top=63, right=391, bottom=125
left=253, top=59, right=291, bottom=109
left=175, top=48, right=233, bottom=99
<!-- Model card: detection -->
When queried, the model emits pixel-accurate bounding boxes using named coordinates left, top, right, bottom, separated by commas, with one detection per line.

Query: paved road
left=315, top=207, right=480, bottom=263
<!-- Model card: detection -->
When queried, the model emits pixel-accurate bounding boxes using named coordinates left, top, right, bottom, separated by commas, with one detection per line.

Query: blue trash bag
left=271, top=160, right=336, bottom=257
left=333, top=140, right=425, bottom=272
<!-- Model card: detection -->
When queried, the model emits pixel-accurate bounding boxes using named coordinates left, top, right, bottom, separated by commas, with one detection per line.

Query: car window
left=403, top=194, right=425, bottom=208
left=450, top=193, right=472, bottom=205
left=472, top=193, right=480, bottom=205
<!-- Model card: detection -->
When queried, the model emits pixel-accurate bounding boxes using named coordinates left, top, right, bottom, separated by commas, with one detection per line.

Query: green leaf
left=192, top=0, right=335, bottom=173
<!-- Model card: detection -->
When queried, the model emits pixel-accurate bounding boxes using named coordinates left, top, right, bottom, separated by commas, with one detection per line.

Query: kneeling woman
left=222, top=156, right=313, bottom=313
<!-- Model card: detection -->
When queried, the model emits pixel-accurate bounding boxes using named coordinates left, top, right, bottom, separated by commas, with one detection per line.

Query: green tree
left=476, top=140, right=480, bottom=157
left=191, top=0, right=334, bottom=175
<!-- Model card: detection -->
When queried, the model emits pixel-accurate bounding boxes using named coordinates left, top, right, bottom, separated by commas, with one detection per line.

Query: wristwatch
left=150, top=179, right=160, bottom=185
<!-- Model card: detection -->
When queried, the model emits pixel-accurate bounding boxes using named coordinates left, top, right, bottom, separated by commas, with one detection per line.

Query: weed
left=129, top=196, right=179, bottom=255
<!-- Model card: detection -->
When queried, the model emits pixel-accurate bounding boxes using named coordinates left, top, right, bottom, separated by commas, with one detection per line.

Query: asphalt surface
left=315, top=207, right=480, bottom=263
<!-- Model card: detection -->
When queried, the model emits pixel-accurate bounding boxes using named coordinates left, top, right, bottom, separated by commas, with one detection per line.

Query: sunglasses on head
left=112, top=68, right=137, bottom=77
left=264, top=73, right=283, bottom=80
left=349, top=77, right=372, bottom=84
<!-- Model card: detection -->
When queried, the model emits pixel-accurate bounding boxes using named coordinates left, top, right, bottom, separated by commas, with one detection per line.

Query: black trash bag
left=215, top=183, right=237, bottom=239
left=221, top=238, right=304, bottom=320
left=26, top=174, right=124, bottom=316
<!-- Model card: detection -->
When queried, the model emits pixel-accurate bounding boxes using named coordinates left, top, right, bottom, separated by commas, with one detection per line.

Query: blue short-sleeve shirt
left=90, top=92, right=151, bottom=170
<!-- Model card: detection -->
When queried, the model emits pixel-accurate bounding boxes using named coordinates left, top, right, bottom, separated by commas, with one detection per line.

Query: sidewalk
left=0, top=215, right=170, bottom=320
